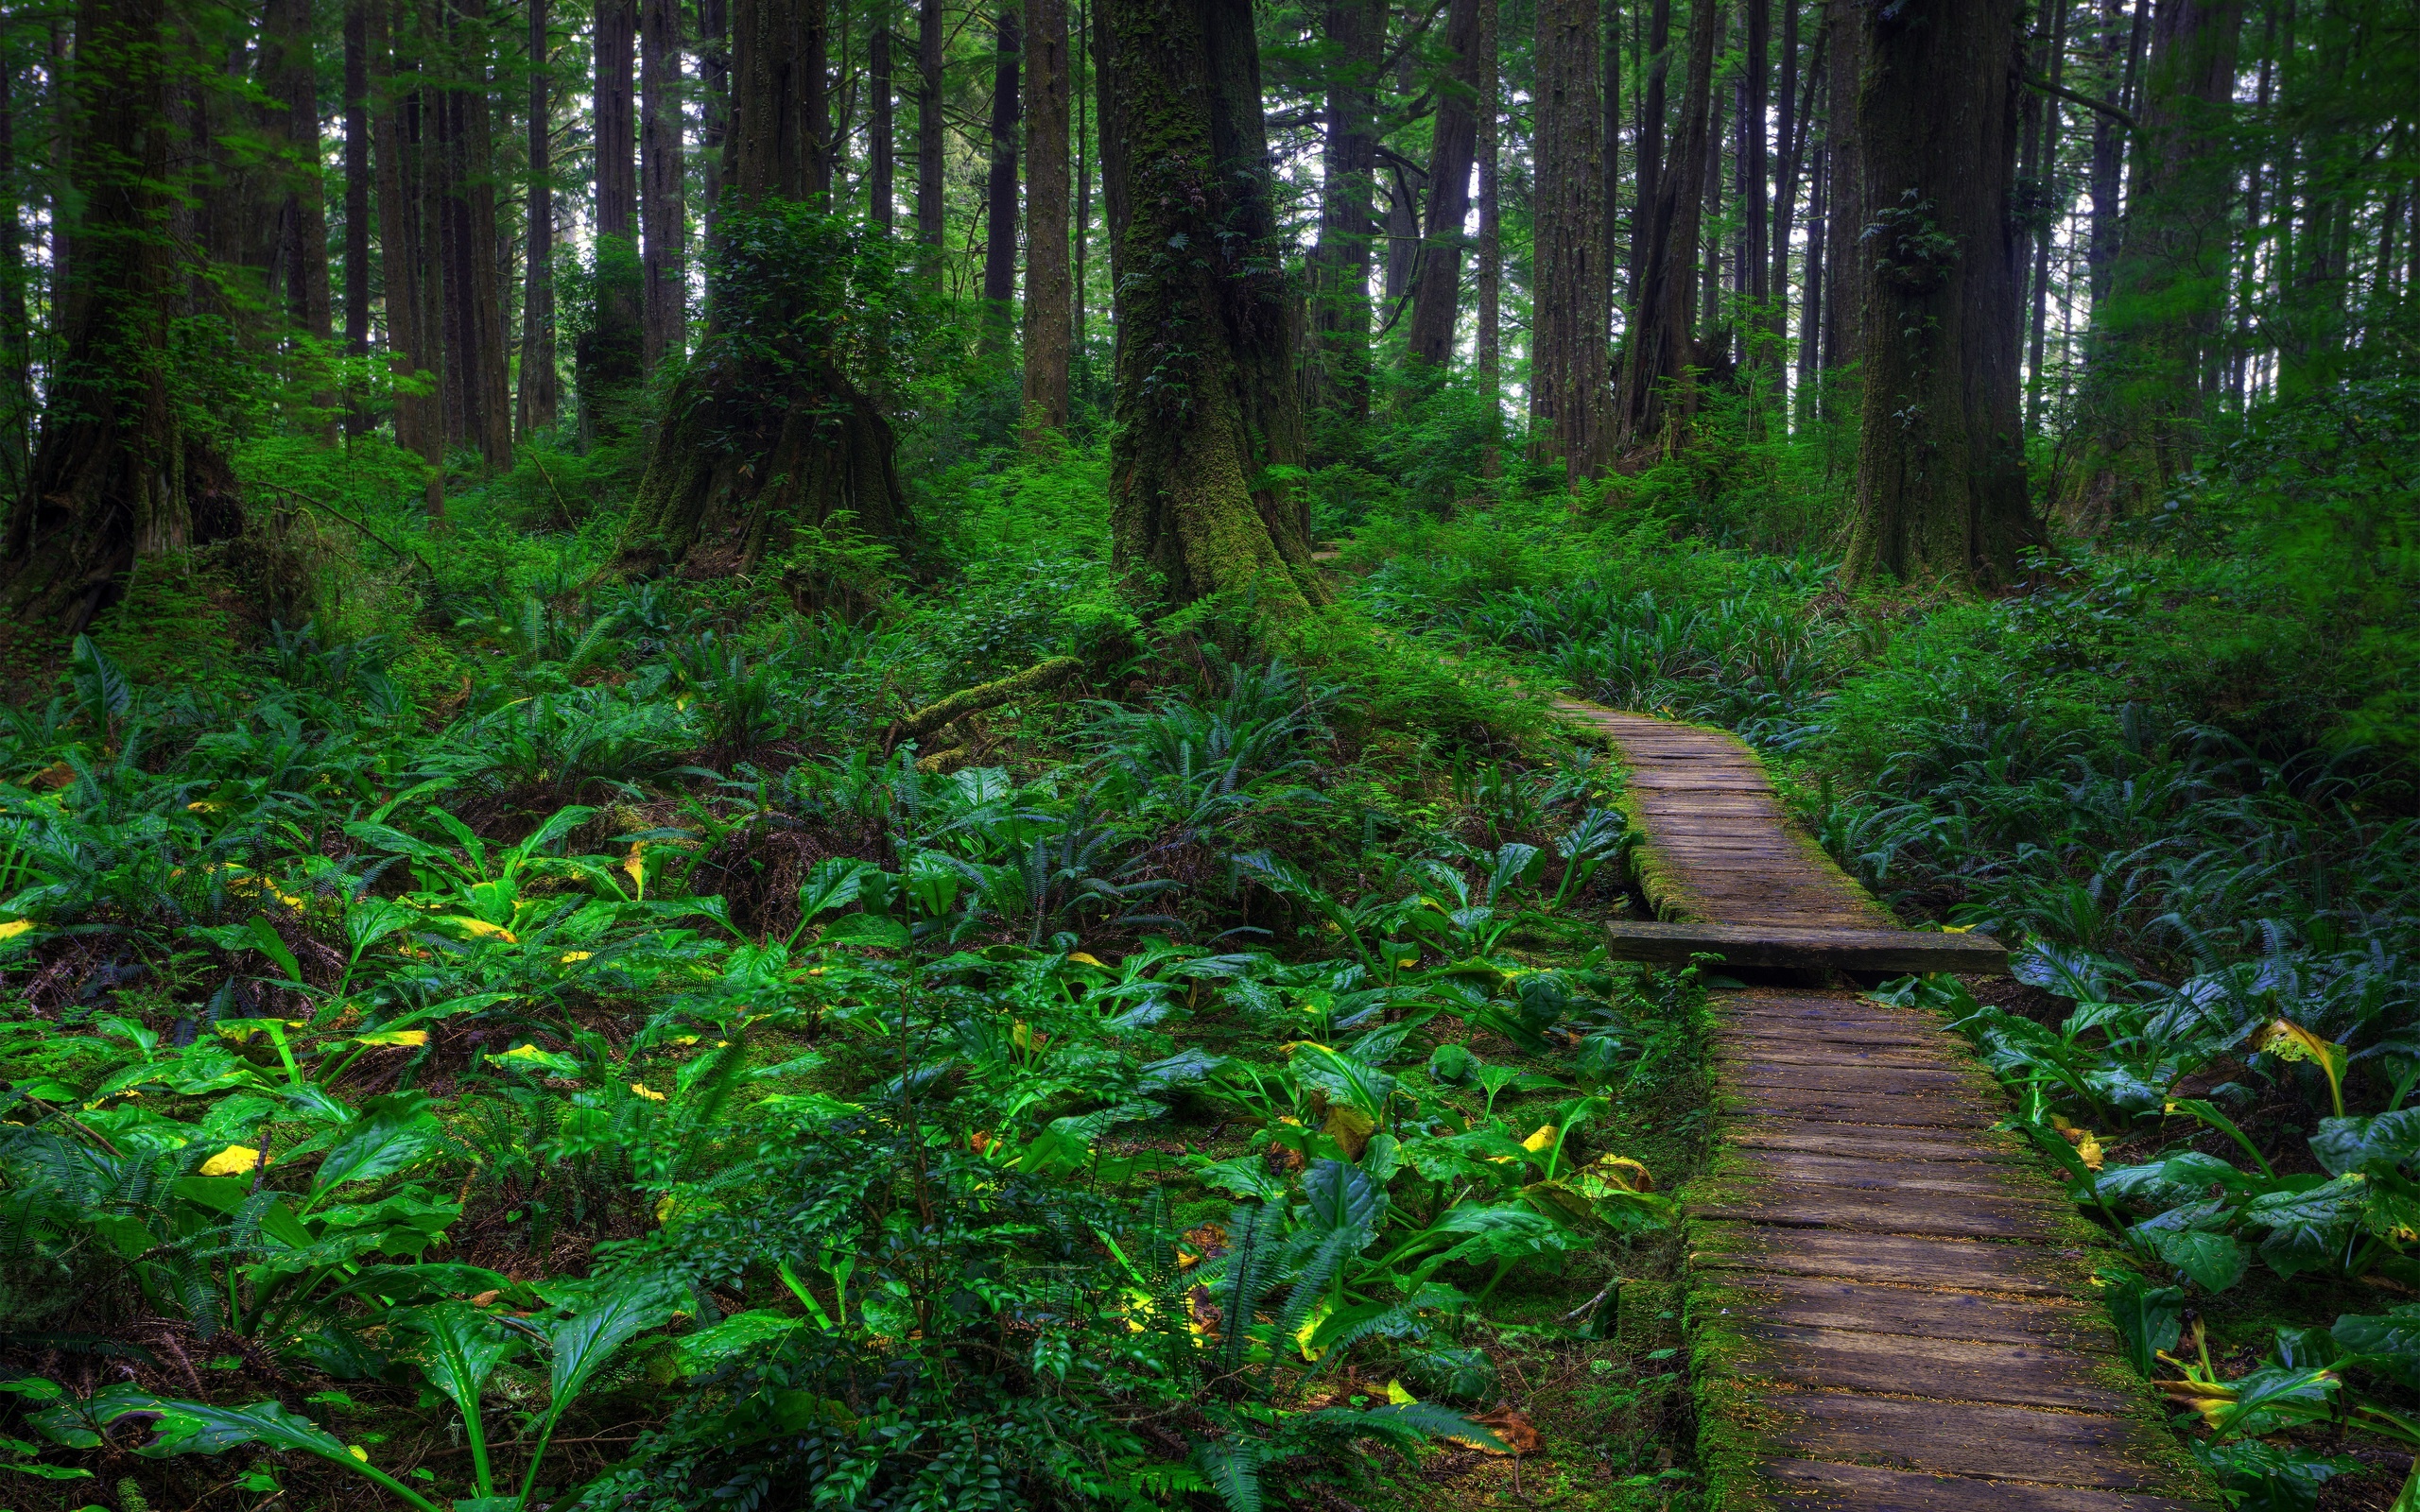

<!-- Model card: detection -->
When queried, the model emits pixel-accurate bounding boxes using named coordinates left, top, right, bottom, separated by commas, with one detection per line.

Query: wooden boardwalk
left=1554, top=701, right=2201, bottom=1510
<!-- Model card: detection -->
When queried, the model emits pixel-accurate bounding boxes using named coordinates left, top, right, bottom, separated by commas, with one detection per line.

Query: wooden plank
left=1758, top=1459, right=2197, bottom=1508
left=1726, top=1121, right=2026, bottom=1163
left=1715, top=1045, right=1962, bottom=1069
left=1691, top=1230, right=2075, bottom=1295
left=1696, top=1190, right=2064, bottom=1240
left=1724, top=1150, right=2046, bottom=1197
left=1762, top=1393, right=2179, bottom=1486
left=1605, top=920, right=2011, bottom=973
left=1722, top=1089, right=1984, bottom=1128
left=1721, top=1063, right=1982, bottom=1094
left=1734, top=1277, right=2116, bottom=1351
left=1741, top=1325, right=2131, bottom=1411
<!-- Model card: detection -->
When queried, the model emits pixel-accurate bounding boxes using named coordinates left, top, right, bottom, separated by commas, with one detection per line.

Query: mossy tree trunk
left=1097, top=0, right=1326, bottom=613
left=1839, top=0, right=2040, bottom=589
left=1529, top=0, right=1609, bottom=480
left=1613, top=0, right=1718, bottom=458
left=614, top=0, right=910, bottom=578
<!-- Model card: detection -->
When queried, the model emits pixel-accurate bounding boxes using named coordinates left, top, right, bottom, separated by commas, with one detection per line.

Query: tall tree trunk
left=6, top=0, right=236, bottom=630
left=265, top=0, right=336, bottom=430
left=373, top=0, right=444, bottom=512
left=46, top=19, right=68, bottom=310
left=700, top=0, right=730, bottom=227
left=915, top=0, right=943, bottom=252
left=1074, top=0, right=1089, bottom=360
left=2024, top=0, right=2066, bottom=433
left=0, top=32, right=30, bottom=497
left=1763, top=0, right=1801, bottom=390
left=1021, top=0, right=1070, bottom=431
left=1795, top=135, right=1823, bottom=424
left=1701, top=63, right=1723, bottom=359
left=1530, top=0, right=1609, bottom=479
left=1628, top=0, right=1668, bottom=297
left=1300, top=0, right=1377, bottom=436
left=1383, top=162, right=1423, bottom=305
left=1475, top=0, right=1500, bottom=467
left=436, top=0, right=511, bottom=469
left=1613, top=0, right=1717, bottom=455
left=980, top=2, right=1021, bottom=351
left=1741, top=0, right=1767, bottom=373
left=1840, top=0, right=2037, bottom=587
left=618, top=0, right=910, bottom=574
left=519, top=0, right=559, bottom=437
left=868, top=3, right=893, bottom=229
left=1601, top=1, right=1621, bottom=327
left=1819, top=0, right=1860, bottom=379
left=344, top=0, right=373, bottom=435
left=1406, top=0, right=1482, bottom=369
left=640, top=0, right=685, bottom=373
left=1098, top=0, right=1323, bottom=610
left=582, top=0, right=642, bottom=425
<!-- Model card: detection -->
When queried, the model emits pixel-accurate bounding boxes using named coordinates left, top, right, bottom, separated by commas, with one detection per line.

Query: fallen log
left=886, top=655, right=1086, bottom=750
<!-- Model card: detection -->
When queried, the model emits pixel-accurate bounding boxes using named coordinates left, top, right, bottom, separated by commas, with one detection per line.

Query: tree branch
left=2028, top=73, right=2133, bottom=131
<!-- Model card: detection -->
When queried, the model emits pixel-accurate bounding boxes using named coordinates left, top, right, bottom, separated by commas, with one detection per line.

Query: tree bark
left=868, top=4, right=893, bottom=228
left=1601, top=0, right=1620, bottom=326
left=980, top=2, right=1021, bottom=351
left=2024, top=0, right=2066, bottom=433
left=1406, top=0, right=1482, bottom=369
left=436, top=0, right=511, bottom=469
left=2, top=21, right=31, bottom=492
left=640, top=0, right=686, bottom=373
left=1099, top=0, right=1324, bottom=611
left=616, top=0, right=910, bottom=575
left=372, top=0, right=444, bottom=511
left=265, top=0, right=336, bottom=430
left=915, top=0, right=943, bottom=252
left=1628, top=0, right=1668, bottom=298
left=1819, top=0, right=1860, bottom=378
left=518, top=0, right=559, bottom=438
left=1840, top=0, right=2038, bottom=588
left=5, top=0, right=236, bottom=631
left=1530, top=0, right=1609, bottom=479
left=581, top=0, right=642, bottom=426
left=1021, top=0, right=1071, bottom=431
left=344, top=0, right=373, bottom=435
left=1475, top=0, right=1500, bottom=466
left=700, top=0, right=730, bottom=228
left=1613, top=0, right=1717, bottom=455
left=1741, top=0, right=1767, bottom=371
left=1770, top=18, right=1821, bottom=398
left=1301, top=0, right=1378, bottom=431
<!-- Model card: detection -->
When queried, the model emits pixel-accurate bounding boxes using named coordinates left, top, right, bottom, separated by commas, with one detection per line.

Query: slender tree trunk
left=2024, top=0, right=2066, bottom=433
left=7, top=0, right=237, bottom=629
left=1, top=32, right=30, bottom=495
left=2226, top=0, right=2275, bottom=407
left=869, top=4, right=893, bottom=228
left=1701, top=64, right=1723, bottom=358
left=1301, top=0, right=1377, bottom=433
left=1098, top=0, right=1323, bottom=610
left=518, top=0, right=559, bottom=438
left=265, top=0, right=336, bottom=430
left=373, top=0, right=444, bottom=511
left=344, top=0, right=373, bottom=435
left=1530, top=0, right=1609, bottom=479
left=1021, top=0, right=1070, bottom=430
left=1840, top=0, right=2037, bottom=587
left=1795, top=134, right=1823, bottom=424
left=1601, top=1, right=1620, bottom=327
left=582, top=0, right=642, bottom=424
left=1384, top=161, right=1423, bottom=305
left=437, top=0, right=511, bottom=469
left=1629, top=0, right=1668, bottom=297
left=640, top=0, right=685, bottom=372
left=915, top=0, right=943, bottom=252
left=700, top=0, right=730, bottom=228
left=1407, top=0, right=1482, bottom=369
left=1074, top=0, right=1089, bottom=361
left=1475, top=0, right=1500, bottom=468
left=980, top=2, right=1021, bottom=350
left=1819, top=0, right=1861, bottom=383
left=1763, top=0, right=1800, bottom=392
left=1613, top=0, right=1717, bottom=455
left=46, top=19, right=67, bottom=310
left=1741, top=0, right=1767, bottom=372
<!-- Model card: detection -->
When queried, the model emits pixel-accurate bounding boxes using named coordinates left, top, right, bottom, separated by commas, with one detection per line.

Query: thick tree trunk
left=1769, top=18, right=1821, bottom=401
left=1601, top=2, right=1620, bottom=325
left=1098, top=0, right=1324, bottom=611
left=5, top=0, right=235, bottom=631
left=617, top=0, right=908, bottom=576
left=372, top=1, right=444, bottom=511
left=1530, top=0, right=1609, bottom=479
left=2, top=25, right=31, bottom=491
left=1475, top=0, right=1500, bottom=464
left=640, top=0, right=686, bottom=373
left=436, top=1, right=511, bottom=469
left=2024, top=0, right=2066, bottom=434
left=1819, top=0, right=1860, bottom=378
left=1301, top=0, right=1378, bottom=431
left=915, top=0, right=943, bottom=252
left=581, top=0, right=642, bottom=424
left=1021, top=0, right=1071, bottom=432
left=1840, top=0, right=2038, bottom=588
left=1741, top=0, right=1767, bottom=370
left=1406, top=0, right=1482, bottom=369
left=344, top=0, right=372, bottom=435
left=265, top=0, right=336, bottom=429
left=980, top=3, right=1021, bottom=350
left=868, top=5, right=893, bottom=229
left=1628, top=0, right=1668, bottom=297
left=1383, top=163, right=1422, bottom=305
left=1613, top=0, right=1717, bottom=455
left=1795, top=135, right=1824, bottom=423
left=519, top=0, right=559, bottom=438
left=700, top=0, right=730, bottom=227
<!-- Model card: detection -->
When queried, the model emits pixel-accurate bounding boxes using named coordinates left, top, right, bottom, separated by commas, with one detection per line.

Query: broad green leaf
left=2100, top=1270, right=2186, bottom=1377
left=2313, top=1109, right=2420, bottom=1178
left=2146, top=1228, right=2248, bottom=1293
left=674, top=1310, right=805, bottom=1375
left=404, top=1304, right=522, bottom=1418
left=246, top=917, right=305, bottom=987
left=2243, top=1177, right=2365, bottom=1280
left=313, top=1093, right=443, bottom=1195
left=2332, top=1305, right=2420, bottom=1388
left=1301, top=1160, right=1382, bottom=1236
left=545, top=1276, right=675, bottom=1414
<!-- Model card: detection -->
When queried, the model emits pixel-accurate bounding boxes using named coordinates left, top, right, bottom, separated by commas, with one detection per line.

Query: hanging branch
left=255, top=481, right=438, bottom=581
left=2028, top=73, right=2134, bottom=131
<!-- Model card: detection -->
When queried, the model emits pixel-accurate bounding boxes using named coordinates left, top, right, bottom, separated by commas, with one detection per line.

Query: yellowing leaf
left=1521, top=1125, right=1557, bottom=1154
left=560, top=951, right=593, bottom=964
left=2253, top=1018, right=2348, bottom=1114
left=199, top=1145, right=263, bottom=1177
left=623, top=842, right=648, bottom=901
left=347, top=1446, right=369, bottom=1463
left=1385, top=1379, right=1418, bottom=1406
left=1064, top=952, right=1106, bottom=967
left=351, top=1030, right=428, bottom=1048
left=0, top=919, right=35, bottom=940
left=442, top=917, right=518, bottom=943
left=630, top=1082, right=667, bottom=1102
left=1011, top=1021, right=1034, bottom=1052
left=1294, top=1299, right=1333, bottom=1361
left=1322, top=1104, right=1376, bottom=1160
left=2076, top=1134, right=2105, bottom=1171
left=654, top=1194, right=680, bottom=1223
left=498, top=1043, right=552, bottom=1061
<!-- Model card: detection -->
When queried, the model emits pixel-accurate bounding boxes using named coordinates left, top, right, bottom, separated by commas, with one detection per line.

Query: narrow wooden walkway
left=1553, top=700, right=2201, bottom=1511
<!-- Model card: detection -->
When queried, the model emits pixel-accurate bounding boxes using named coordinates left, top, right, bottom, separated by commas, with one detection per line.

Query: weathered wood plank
left=1696, top=1189, right=2065, bottom=1240
left=1733, top=1277, right=2117, bottom=1351
left=1758, top=1457, right=2198, bottom=1507
left=1605, top=919, right=2012, bottom=973
left=1739, top=1324, right=2131, bottom=1411
left=1692, top=1230, right=2077, bottom=1295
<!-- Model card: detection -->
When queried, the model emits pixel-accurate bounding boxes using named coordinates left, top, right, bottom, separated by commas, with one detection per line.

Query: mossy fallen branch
left=887, top=656, right=1085, bottom=750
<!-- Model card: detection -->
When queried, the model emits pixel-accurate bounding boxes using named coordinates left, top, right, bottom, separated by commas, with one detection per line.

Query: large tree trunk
left=2024, top=0, right=2066, bottom=434
left=1740, top=0, right=1767, bottom=374
left=1405, top=0, right=1482, bottom=369
left=640, top=0, right=687, bottom=373
left=700, top=0, right=730, bottom=228
left=616, top=0, right=908, bottom=576
left=4, top=0, right=235, bottom=631
left=1021, top=0, right=1072, bottom=432
left=580, top=0, right=642, bottom=427
left=1, top=29, right=30, bottom=493
left=1300, top=0, right=1378, bottom=434
left=1769, top=15, right=1820, bottom=405
left=265, top=0, right=336, bottom=430
left=518, top=0, right=559, bottom=438
left=1613, top=0, right=1717, bottom=456
left=344, top=0, right=373, bottom=436
left=1819, top=0, right=1861, bottom=380
left=1474, top=0, right=1500, bottom=439
left=1600, top=1, right=1619, bottom=325
left=437, top=0, right=512, bottom=469
left=868, top=3, right=893, bottom=229
left=372, top=0, right=443, bottom=513
left=1098, top=0, right=1325, bottom=611
left=1628, top=0, right=1668, bottom=297
left=980, top=3, right=1021, bottom=351
left=1529, top=0, right=1609, bottom=480
left=1840, top=0, right=2038, bottom=588
left=915, top=0, right=943, bottom=252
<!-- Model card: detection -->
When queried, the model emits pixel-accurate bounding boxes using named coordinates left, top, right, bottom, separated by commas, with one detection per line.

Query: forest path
left=1554, top=698, right=2204, bottom=1510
